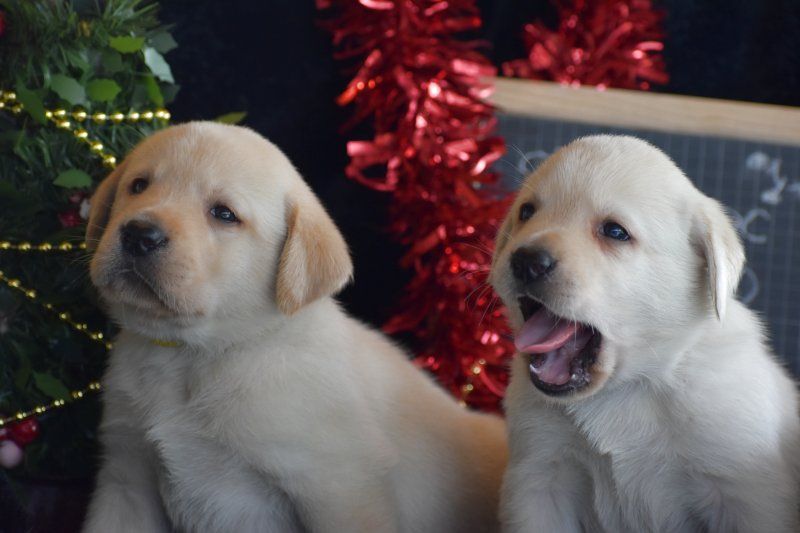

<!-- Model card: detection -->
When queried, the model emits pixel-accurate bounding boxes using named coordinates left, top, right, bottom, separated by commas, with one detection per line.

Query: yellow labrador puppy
left=82, top=122, right=507, bottom=533
left=491, top=135, right=799, bottom=533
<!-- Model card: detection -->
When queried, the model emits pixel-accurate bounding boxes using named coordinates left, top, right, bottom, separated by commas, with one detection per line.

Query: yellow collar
left=150, top=338, right=183, bottom=348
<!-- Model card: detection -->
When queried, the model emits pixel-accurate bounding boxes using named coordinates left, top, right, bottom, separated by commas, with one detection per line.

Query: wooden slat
left=491, top=77, right=800, bottom=146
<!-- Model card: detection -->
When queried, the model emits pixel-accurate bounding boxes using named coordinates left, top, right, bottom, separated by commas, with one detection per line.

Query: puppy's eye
left=519, top=202, right=536, bottom=222
left=210, top=204, right=239, bottom=223
left=130, top=178, right=149, bottom=194
left=601, top=221, right=631, bottom=241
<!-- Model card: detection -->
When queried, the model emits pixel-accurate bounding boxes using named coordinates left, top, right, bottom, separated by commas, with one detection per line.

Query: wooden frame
left=491, top=77, right=800, bottom=146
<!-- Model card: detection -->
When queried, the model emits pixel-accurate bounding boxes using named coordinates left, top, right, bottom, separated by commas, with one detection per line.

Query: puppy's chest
left=115, top=347, right=298, bottom=531
left=569, top=390, right=669, bottom=455
left=119, top=347, right=202, bottom=435
left=567, top=393, right=703, bottom=531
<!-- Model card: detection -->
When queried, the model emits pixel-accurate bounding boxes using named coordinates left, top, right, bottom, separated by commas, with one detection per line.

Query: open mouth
left=517, top=297, right=602, bottom=396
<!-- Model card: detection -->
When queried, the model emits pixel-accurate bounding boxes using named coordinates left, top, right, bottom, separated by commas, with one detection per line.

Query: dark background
left=159, top=0, right=800, bottom=329
left=6, top=1, right=800, bottom=531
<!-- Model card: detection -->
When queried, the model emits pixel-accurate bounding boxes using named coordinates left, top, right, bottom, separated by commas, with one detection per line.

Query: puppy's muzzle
left=510, top=247, right=557, bottom=287
left=120, top=220, right=169, bottom=257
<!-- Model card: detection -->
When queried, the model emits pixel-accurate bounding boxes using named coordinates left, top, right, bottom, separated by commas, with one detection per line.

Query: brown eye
left=130, top=178, right=149, bottom=194
left=519, top=202, right=536, bottom=222
left=601, top=221, right=631, bottom=241
left=210, top=204, right=239, bottom=223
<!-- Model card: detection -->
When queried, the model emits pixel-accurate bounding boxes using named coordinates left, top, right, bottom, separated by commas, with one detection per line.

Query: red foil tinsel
left=319, top=0, right=513, bottom=410
left=502, top=0, right=668, bottom=90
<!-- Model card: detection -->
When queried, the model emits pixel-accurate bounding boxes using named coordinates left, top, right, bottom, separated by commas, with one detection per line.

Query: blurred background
left=1, top=0, right=799, bottom=530
left=161, top=0, right=800, bottom=325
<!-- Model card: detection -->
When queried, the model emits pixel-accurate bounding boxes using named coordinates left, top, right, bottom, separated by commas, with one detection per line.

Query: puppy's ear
left=85, top=161, right=126, bottom=251
left=693, top=198, right=745, bottom=321
left=276, top=187, right=353, bottom=315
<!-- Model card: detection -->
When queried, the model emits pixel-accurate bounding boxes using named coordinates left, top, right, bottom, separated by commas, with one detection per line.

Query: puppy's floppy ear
left=693, top=198, right=745, bottom=321
left=85, top=161, right=126, bottom=251
left=276, top=186, right=353, bottom=315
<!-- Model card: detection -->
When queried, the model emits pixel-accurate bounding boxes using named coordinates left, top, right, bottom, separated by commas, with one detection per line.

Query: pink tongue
left=515, top=308, right=579, bottom=353
left=515, top=308, right=592, bottom=386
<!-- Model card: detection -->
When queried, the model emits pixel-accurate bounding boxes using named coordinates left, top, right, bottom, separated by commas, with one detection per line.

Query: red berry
left=8, top=419, right=39, bottom=446
left=58, top=209, right=82, bottom=228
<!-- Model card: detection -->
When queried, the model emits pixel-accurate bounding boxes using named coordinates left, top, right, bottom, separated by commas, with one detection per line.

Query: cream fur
left=491, top=135, right=800, bottom=532
left=82, top=122, right=507, bottom=533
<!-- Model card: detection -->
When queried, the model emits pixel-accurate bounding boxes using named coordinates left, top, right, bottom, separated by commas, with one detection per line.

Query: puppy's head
left=87, top=122, right=352, bottom=342
left=491, top=135, right=744, bottom=401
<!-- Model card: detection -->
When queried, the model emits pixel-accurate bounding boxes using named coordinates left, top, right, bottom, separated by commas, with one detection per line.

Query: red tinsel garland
left=318, top=0, right=513, bottom=410
left=502, top=0, right=668, bottom=90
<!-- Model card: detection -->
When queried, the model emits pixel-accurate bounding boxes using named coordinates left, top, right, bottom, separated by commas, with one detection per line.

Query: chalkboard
left=494, top=113, right=800, bottom=376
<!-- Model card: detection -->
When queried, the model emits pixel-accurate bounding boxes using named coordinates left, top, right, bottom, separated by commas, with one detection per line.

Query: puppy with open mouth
left=491, top=135, right=800, bottom=532
left=82, top=122, right=508, bottom=533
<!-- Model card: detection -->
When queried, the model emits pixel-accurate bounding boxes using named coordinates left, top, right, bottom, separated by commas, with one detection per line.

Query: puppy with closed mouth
left=491, top=135, right=800, bottom=532
left=82, top=122, right=507, bottom=533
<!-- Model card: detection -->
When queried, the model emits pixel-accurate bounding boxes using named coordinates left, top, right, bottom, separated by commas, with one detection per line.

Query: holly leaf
left=101, top=50, right=124, bottom=73
left=161, top=84, right=180, bottom=105
left=33, top=372, right=70, bottom=401
left=143, top=47, right=174, bottom=83
left=86, top=79, right=121, bottom=102
left=14, top=84, right=46, bottom=125
left=142, top=75, right=163, bottom=107
left=49, top=75, right=86, bottom=105
left=149, top=31, right=178, bottom=54
left=54, top=169, right=92, bottom=189
left=65, top=49, right=90, bottom=72
left=214, top=112, right=247, bottom=125
left=109, top=35, right=145, bottom=54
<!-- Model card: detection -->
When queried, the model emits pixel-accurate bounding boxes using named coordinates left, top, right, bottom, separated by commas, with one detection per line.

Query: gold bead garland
left=0, top=270, right=109, bottom=427
left=44, top=104, right=169, bottom=169
left=0, top=89, right=170, bottom=426
left=0, top=270, right=112, bottom=350
left=0, top=381, right=102, bottom=428
left=0, top=89, right=171, bottom=170
left=0, top=240, right=87, bottom=252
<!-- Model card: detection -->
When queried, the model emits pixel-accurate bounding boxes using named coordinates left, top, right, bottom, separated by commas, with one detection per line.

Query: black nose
left=120, top=220, right=168, bottom=257
left=510, top=248, right=557, bottom=285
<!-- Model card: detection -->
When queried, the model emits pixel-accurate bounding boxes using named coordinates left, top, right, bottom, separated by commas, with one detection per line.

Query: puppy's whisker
left=498, top=149, right=539, bottom=194
left=455, top=267, right=491, bottom=283
left=491, top=221, right=514, bottom=242
left=477, top=296, right=494, bottom=328
left=84, top=222, right=107, bottom=232
left=464, top=281, right=488, bottom=299
left=487, top=295, right=502, bottom=319
left=465, top=283, right=491, bottom=308
left=508, top=144, right=535, bottom=173
left=456, top=272, right=480, bottom=284
left=459, top=241, right=497, bottom=257
left=70, top=253, right=95, bottom=267
left=496, top=157, right=529, bottom=184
